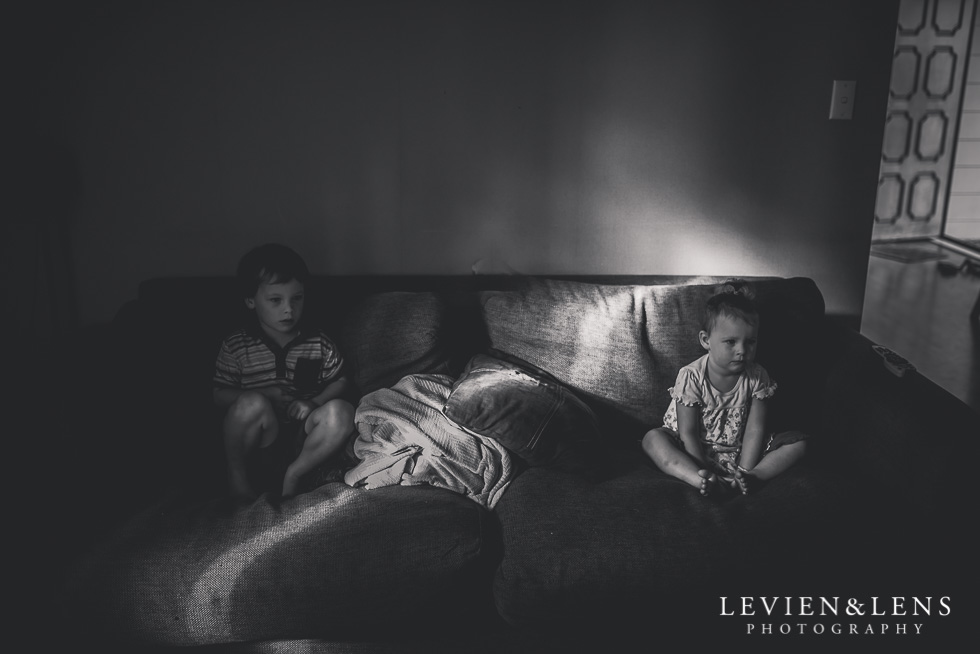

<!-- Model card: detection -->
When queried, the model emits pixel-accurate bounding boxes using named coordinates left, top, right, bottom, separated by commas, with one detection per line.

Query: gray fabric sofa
left=50, top=275, right=977, bottom=652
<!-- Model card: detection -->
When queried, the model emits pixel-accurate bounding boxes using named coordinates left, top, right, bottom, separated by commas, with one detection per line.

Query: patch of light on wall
left=667, top=226, right=770, bottom=274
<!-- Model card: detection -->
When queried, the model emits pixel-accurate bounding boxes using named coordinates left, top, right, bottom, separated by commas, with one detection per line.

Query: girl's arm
left=737, top=398, right=768, bottom=470
left=675, top=402, right=707, bottom=465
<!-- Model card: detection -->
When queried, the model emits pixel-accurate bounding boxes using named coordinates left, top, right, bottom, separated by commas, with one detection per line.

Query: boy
left=213, top=243, right=355, bottom=498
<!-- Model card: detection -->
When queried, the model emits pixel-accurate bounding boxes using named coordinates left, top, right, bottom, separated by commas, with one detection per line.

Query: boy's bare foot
left=697, top=469, right=720, bottom=496
left=227, top=467, right=257, bottom=500
left=281, top=470, right=302, bottom=498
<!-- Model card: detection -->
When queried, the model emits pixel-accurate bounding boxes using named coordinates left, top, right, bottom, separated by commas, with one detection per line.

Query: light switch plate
left=829, top=80, right=856, bottom=120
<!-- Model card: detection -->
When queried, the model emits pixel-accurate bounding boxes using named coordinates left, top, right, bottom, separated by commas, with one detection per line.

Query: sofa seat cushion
left=491, top=447, right=862, bottom=629
left=64, top=483, right=497, bottom=647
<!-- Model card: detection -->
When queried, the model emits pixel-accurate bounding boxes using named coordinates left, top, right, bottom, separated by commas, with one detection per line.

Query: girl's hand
left=287, top=399, right=317, bottom=422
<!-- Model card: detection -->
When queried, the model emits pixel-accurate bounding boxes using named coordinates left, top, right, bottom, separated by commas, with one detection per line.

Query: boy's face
left=699, top=313, right=758, bottom=376
left=245, top=277, right=305, bottom=342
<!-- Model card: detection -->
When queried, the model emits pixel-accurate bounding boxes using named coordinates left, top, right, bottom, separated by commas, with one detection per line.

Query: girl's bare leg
left=282, top=399, right=356, bottom=497
left=736, top=438, right=807, bottom=495
left=642, top=428, right=720, bottom=496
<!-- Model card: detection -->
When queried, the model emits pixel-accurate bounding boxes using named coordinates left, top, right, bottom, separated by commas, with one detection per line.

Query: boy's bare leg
left=735, top=438, right=807, bottom=495
left=282, top=399, right=356, bottom=497
left=642, top=428, right=720, bottom=496
left=223, top=392, right=279, bottom=499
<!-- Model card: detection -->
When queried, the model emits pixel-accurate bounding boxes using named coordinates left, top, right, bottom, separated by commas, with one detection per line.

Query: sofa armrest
left=64, top=300, right=226, bottom=505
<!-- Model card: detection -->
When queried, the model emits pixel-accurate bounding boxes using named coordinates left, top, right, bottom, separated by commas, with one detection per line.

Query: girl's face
left=699, top=313, right=758, bottom=376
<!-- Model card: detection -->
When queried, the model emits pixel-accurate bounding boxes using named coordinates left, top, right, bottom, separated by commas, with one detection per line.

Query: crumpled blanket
left=344, top=373, right=514, bottom=509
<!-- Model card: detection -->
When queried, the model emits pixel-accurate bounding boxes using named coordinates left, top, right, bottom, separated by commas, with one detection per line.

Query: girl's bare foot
left=228, top=468, right=257, bottom=500
left=734, top=468, right=758, bottom=495
left=697, top=469, right=720, bottom=496
left=281, top=470, right=302, bottom=498
left=718, top=475, right=739, bottom=495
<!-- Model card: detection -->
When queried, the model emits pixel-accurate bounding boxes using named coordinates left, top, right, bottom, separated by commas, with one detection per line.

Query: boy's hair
left=236, top=243, right=310, bottom=298
left=703, top=279, right=759, bottom=333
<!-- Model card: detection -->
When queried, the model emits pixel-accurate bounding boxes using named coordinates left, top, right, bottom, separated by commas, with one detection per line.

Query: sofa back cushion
left=480, top=277, right=825, bottom=430
left=341, top=292, right=452, bottom=395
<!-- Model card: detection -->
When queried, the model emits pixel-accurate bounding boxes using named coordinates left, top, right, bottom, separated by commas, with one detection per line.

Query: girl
left=641, top=281, right=807, bottom=496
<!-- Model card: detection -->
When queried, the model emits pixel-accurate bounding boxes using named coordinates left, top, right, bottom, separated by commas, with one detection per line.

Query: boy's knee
left=227, top=391, right=274, bottom=423
left=306, top=399, right=354, bottom=434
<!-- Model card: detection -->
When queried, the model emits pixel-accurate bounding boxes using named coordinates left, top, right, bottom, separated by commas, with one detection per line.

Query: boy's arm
left=675, top=403, right=707, bottom=465
left=284, top=375, right=351, bottom=421
left=307, top=374, right=351, bottom=407
left=737, top=399, right=768, bottom=470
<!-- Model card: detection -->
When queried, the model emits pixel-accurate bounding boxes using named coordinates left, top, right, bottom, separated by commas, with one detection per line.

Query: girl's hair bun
left=718, top=278, right=756, bottom=300
left=704, top=279, right=760, bottom=331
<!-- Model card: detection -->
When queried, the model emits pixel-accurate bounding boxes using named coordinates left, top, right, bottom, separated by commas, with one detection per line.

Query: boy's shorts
left=249, top=418, right=360, bottom=495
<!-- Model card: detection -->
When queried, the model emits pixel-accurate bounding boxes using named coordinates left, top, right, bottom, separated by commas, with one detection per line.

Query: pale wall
left=36, top=0, right=897, bottom=323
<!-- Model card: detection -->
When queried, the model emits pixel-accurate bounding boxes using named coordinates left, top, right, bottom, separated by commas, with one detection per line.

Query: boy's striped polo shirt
left=214, top=323, right=344, bottom=400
